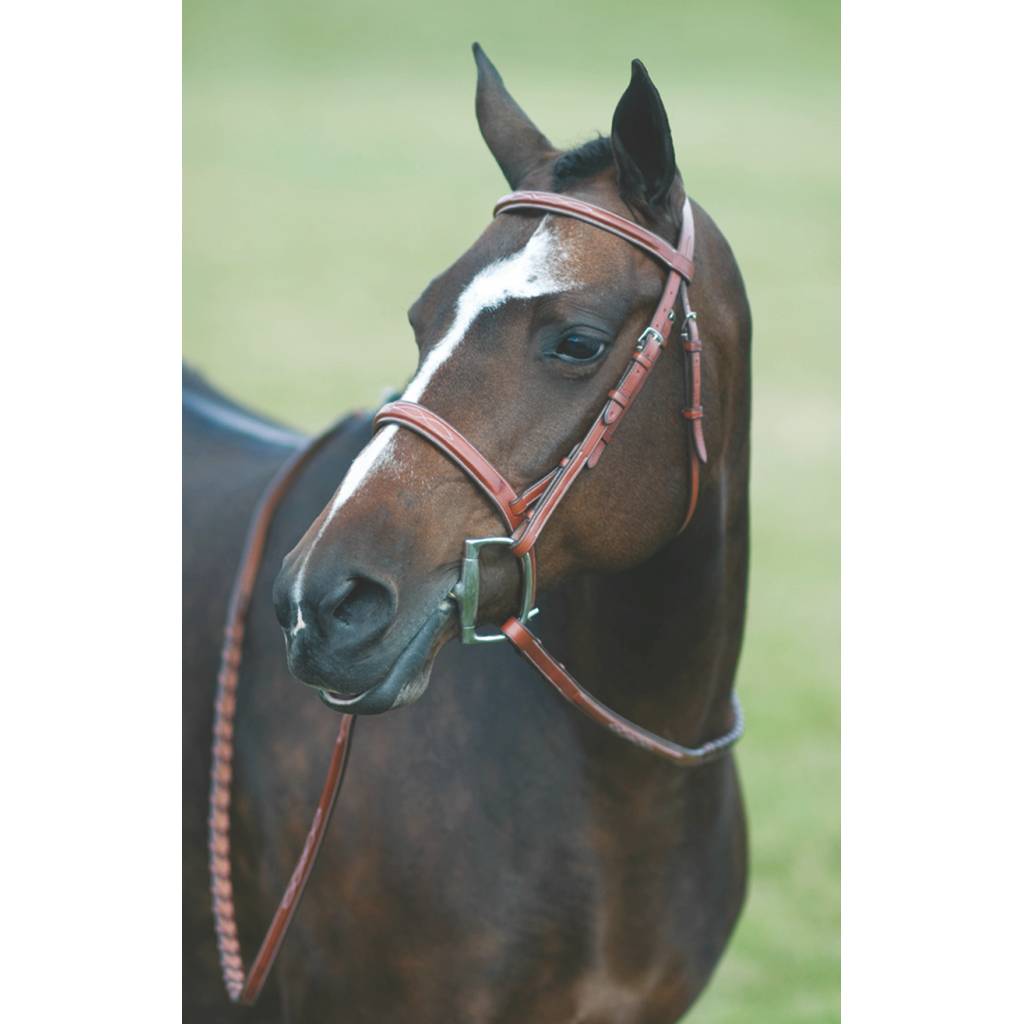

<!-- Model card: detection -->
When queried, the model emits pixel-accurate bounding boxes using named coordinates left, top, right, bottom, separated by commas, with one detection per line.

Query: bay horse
left=184, top=46, right=751, bottom=1023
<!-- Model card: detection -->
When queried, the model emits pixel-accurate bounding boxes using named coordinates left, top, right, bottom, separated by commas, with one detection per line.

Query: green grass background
left=184, top=2, right=839, bottom=1019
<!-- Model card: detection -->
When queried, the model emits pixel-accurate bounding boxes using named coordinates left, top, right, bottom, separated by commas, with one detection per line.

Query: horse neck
left=550, top=461, right=748, bottom=774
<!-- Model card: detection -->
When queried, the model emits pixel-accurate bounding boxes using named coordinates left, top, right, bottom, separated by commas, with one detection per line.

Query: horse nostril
left=333, top=578, right=369, bottom=624
left=318, top=575, right=394, bottom=644
left=320, top=578, right=356, bottom=625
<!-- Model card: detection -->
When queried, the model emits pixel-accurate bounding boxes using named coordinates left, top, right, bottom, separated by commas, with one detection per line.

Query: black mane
left=552, top=136, right=614, bottom=191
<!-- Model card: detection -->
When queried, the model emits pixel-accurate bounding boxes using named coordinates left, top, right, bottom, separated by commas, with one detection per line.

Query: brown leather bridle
left=207, top=190, right=744, bottom=1005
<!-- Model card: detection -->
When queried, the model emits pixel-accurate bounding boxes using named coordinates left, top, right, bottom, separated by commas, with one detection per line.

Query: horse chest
left=253, top=727, right=706, bottom=1023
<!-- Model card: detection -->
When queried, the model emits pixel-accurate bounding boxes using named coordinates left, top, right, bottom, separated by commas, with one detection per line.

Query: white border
left=1, top=3, right=181, bottom=1020
left=844, top=2, right=1023, bottom=1019
left=1, top=2, right=1021, bottom=1019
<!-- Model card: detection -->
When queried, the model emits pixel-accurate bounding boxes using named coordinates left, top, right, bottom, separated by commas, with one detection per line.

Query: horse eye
left=553, top=334, right=606, bottom=363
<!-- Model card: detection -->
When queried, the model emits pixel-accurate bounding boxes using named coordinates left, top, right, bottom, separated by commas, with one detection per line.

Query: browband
left=494, top=191, right=695, bottom=281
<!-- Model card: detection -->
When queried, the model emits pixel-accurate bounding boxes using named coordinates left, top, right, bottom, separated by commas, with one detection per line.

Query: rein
left=207, top=422, right=357, bottom=1005
left=207, top=190, right=744, bottom=1005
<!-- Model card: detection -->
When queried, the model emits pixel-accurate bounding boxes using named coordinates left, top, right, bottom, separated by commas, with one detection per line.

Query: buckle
left=451, top=537, right=538, bottom=645
left=635, top=326, right=664, bottom=351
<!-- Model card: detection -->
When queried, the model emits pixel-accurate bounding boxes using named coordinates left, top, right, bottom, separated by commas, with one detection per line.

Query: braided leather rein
left=207, top=421, right=357, bottom=1005
left=206, top=191, right=743, bottom=1006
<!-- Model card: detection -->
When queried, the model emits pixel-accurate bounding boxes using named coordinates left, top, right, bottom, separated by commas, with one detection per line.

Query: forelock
left=552, top=136, right=614, bottom=192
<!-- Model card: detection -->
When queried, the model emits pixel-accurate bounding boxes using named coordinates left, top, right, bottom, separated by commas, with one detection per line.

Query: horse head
left=274, top=47, right=709, bottom=713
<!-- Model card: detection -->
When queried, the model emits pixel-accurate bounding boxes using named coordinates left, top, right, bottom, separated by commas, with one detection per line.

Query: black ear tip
left=628, top=59, right=654, bottom=89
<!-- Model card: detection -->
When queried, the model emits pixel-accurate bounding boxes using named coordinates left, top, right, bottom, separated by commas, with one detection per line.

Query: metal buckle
left=452, top=536, right=538, bottom=645
left=635, top=326, right=664, bottom=351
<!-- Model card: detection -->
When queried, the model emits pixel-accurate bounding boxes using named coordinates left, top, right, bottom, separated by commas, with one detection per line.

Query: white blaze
left=401, top=215, right=575, bottom=401
left=290, top=215, right=577, bottom=614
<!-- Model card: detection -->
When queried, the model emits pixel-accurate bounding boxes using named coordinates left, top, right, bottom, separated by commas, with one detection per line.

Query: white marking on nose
left=291, top=604, right=306, bottom=637
left=290, top=425, right=398, bottom=610
left=290, top=216, right=578, bottom=605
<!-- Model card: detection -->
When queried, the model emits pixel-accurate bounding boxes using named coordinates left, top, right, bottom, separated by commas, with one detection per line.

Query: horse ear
left=473, top=43, right=554, bottom=188
left=611, top=60, right=680, bottom=213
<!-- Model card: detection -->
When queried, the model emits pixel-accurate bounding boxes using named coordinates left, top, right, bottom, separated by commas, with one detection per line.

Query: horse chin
left=316, top=596, right=456, bottom=715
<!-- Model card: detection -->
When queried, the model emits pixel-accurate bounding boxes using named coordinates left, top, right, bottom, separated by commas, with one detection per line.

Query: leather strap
left=374, top=401, right=528, bottom=531
left=208, top=420, right=358, bottom=1005
left=495, top=191, right=695, bottom=281
left=677, top=200, right=706, bottom=468
left=501, top=618, right=743, bottom=766
left=373, top=400, right=544, bottom=611
left=506, top=199, right=691, bottom=557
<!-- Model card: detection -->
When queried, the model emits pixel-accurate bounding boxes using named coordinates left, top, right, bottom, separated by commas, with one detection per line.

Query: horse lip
left=320, top=686, right=374, bottom=708
left=315, top=594, right=456, bottom=715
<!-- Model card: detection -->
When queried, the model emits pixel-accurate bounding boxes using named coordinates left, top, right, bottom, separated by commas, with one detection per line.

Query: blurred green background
left=184, top=1, right=838, bottom=1020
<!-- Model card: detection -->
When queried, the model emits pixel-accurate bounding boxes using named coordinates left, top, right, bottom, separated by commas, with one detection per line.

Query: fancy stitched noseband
left=208, top=190, right=744, bottom=1005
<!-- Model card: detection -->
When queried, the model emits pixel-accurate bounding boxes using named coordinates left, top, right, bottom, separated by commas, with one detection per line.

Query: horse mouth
left=315, top=595, right=457, bottom=715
